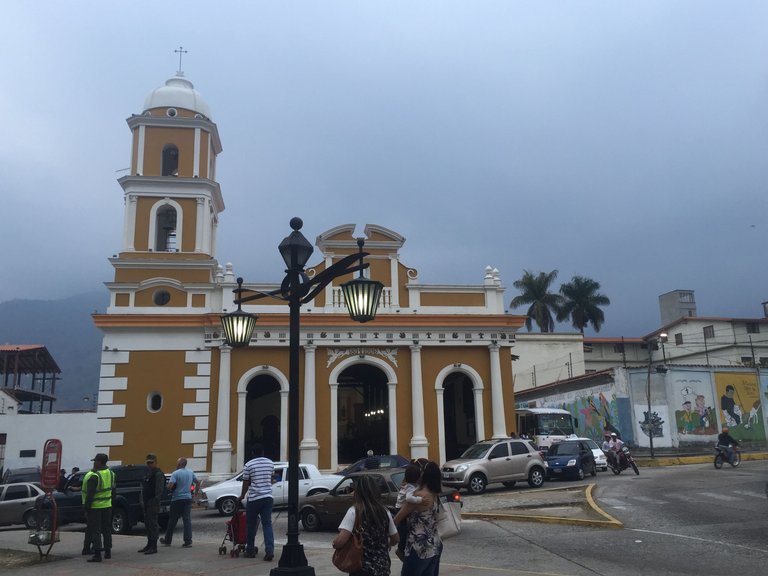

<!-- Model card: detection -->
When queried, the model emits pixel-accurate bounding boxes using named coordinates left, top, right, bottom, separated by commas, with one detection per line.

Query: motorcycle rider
left=716, top=426, right=740, bottom=465
left=608, top=432, right=625, bottom=468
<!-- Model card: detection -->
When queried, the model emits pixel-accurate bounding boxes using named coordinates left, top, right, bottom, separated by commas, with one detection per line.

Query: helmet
left=610, top=432, right=617, bottom=437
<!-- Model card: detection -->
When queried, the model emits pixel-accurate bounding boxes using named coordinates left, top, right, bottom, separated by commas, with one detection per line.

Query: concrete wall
left=0, top=412, right=98, bottom=473
left=512, top=333, right=585, bottom=391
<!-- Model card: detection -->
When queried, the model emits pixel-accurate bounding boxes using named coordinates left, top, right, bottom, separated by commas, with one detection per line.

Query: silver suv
left=441, top=439, right=546, bottom=494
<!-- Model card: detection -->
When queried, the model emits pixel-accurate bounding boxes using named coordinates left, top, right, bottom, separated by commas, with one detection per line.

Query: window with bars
left=703, top=325, right=715, bottom=339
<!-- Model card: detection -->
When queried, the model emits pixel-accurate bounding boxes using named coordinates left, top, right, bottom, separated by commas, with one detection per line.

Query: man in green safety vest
left=82, top=453, right=116, bottom=563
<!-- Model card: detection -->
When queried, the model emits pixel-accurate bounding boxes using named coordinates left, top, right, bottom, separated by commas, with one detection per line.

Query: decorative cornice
left=327, top=347, right=398, bottom=368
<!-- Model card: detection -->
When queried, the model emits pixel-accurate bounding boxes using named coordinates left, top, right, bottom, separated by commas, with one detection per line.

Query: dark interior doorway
left=337, top=364, right=389, bottom=464
left=443, top=372, right=476, bottom=460
left=245, top=374, right=281, bottom=463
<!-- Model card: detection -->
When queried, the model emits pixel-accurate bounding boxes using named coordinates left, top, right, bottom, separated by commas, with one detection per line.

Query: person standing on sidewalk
left=138, top=453, right=165, bottom=555
left=161, top=457, right=199, bottom=548
left=82, top=453, right=116, bottom=563
left=238, top=443, right=275, bottom=561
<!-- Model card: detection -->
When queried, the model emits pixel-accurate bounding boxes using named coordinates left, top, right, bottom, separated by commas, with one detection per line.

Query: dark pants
left=164, top=499, right=192, bottom=544
left=86, top=507, right=112, bottom=552
left=246, top=497, right=274, bottom=555
left=144, top=499, right=160, bottom=541
left=402, top=552, right=440, bottom=576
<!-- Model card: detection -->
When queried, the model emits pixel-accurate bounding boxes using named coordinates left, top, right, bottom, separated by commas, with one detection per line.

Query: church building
left=93, top=72, right=524, bottom=478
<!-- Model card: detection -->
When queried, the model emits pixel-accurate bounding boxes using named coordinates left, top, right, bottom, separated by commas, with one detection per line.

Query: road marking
left=663, top=493, right=702, bottom=503
left=697, top=491, right=740, bottom=501
left=732, top=490, right=765, bottom=499
left=599, top=497, right=628, bottom=507
left=442, top=563, right=581, bottom=575
left=628, top=495, right=667, bottom=505
left=629, top=528, right=768, bottom=553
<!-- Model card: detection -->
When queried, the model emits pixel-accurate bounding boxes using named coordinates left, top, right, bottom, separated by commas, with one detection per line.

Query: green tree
left=510, top=270, right=564, bottom=332
left=557, top=275, right=610, bottom=333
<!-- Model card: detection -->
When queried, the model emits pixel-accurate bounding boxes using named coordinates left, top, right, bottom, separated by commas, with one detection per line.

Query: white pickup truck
left=200, top=462, right=344, bottom=516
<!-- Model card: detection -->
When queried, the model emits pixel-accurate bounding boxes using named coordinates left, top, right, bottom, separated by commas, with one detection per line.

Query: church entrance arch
left=337, top=364, right=389, bottom=464
left=245, top=374, right=281, bottom=463
left=442, top=372, right=477, bottom=460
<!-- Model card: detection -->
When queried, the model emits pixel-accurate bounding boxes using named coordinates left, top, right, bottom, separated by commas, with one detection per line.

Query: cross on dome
left=174, top=46, right=188, bottom=76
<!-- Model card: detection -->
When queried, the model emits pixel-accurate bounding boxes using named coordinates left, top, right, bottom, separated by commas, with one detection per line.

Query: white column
left=388, top=381, right=398, bottom=455
left=489, top=343, right=507, bottom=439
left=280, top=388, right=288, bottom=462
left=300, top=345, right=319, bottom=466
left=473, top=387, right=485, bottom=441
left=409, top=345, right=429, bottom=458
left=193, top=127, right=201, bottom=178
left=236, top=390, right=246, bottom=469
left=210, top=346, right=233, bottom=479
left=330, top=383, right=339, bottom=470
left=435, top=387, right=446, bottom=465
left=123, top=194, right=137, bottom=252
left=389, top=255, right=400, bottom=308
left=203, top=199, right=212, bottom=255
left=136, top=125, right=145, bottom=175
left=195, top=198, right=204, bottom=253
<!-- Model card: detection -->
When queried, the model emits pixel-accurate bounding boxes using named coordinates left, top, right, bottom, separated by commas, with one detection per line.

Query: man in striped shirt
left=239, top=443, right=275, bottom=560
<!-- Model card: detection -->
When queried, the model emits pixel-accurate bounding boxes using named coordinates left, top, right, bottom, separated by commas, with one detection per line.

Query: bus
left=515, top=408, right=577, bottom=452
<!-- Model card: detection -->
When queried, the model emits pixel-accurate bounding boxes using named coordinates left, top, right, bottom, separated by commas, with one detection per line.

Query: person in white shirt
left=238, top=443, right=275, bottom=561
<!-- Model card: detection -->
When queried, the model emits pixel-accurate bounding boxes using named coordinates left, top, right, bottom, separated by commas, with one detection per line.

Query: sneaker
left=243, top=550, right=256, bottom=558
left=104, top=550, right=111, bottom=559
left=264, top=553, right=274, bottom=561
left=182, top=542, right=192, bottom=548
left=160, top=537, right=171, bottom=546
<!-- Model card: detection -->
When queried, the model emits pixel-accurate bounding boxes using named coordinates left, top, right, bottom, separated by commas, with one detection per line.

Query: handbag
left=332, top=508, right=364, bottom=573
left=436, top=500, right=461, bottom=539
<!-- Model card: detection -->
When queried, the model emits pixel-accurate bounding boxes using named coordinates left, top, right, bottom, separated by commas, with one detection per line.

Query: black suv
left=40, top=464, right=170, bottom=534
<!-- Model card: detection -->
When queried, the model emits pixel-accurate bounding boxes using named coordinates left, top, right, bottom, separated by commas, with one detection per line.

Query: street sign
left=41, top=439, right=62, bottom=491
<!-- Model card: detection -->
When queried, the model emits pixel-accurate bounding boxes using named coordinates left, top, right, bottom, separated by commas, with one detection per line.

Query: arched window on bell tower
left=149, top=198, right=183, bottom=252
left=161, top=144, right=179, bottom=176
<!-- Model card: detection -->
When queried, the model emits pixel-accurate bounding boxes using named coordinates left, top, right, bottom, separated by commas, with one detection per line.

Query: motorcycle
left=713, top=444, right=740, bottom=469
left=608, top=446, right=639, bottom=475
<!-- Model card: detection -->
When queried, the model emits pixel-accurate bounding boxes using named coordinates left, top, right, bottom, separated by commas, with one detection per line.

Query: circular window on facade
left=153, top=289, right=171, bottom=306
left=167, top=107, right=178, bottom=117
left=147, top=392, right=163, bottom=413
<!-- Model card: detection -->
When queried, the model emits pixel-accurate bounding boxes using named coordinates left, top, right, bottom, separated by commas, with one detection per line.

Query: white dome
left=143, top=73, right=211, bottom=119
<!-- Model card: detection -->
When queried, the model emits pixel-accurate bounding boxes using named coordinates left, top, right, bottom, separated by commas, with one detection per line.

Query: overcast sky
left=1, top=1, right=766, bottom=337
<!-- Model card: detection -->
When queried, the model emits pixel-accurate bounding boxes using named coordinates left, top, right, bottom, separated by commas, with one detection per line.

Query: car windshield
left=535, top=414, right=575, bottom=435
left=461, top=442, right=493, bottom=459
left=584, top=439, right=599, bottom=450
left=549, top=442, right=580, bottom=456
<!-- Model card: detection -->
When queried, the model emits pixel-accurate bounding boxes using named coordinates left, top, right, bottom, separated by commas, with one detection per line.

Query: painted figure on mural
left=678, top=401, right=697, bottom=434
left=721, top=385, right=743, bottom=427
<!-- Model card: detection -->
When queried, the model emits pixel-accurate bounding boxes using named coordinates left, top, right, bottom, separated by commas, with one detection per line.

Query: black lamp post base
left=270, top=543, right=315, bottom=576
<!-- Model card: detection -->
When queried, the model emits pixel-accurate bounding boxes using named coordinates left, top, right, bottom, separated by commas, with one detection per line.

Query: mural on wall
left=537, top=385, right=622, bottom=440
left=670, top=372, right=717, bottom=437
left=714, top=372, right=765, bottom=443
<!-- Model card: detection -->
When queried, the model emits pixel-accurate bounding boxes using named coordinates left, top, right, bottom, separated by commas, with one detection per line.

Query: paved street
left=2, top=461, right=767, bottom=575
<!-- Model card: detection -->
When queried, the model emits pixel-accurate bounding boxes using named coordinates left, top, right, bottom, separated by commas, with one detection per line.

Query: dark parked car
left=544, top=440, right=597, bottom=481
left=1, top=467, right=41, bottom=485
left=299, top=468, right=461, bottom=532
left=337, top=454, right=409, bottom=476
left=37, top=464, right=171, bottom=534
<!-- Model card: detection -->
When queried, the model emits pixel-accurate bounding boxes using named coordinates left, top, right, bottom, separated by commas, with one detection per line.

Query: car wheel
left=307, top=488, right=329, bottom=497
left=467, top=473, right=487, bottom=495
left=301, top=508, right=322, bottom=532
left=217, top=496, right=239, bottom=516
left=111, top=506, right=130, bottom=535
left=577, top=466, right=585, bottom=481
left=501, top=481, right=517, bottom=488
left=23, top=510, right=50, bottom=530
left=590, top=463, right=597, bottom=477
left=528, top=467, right=545, bottom=488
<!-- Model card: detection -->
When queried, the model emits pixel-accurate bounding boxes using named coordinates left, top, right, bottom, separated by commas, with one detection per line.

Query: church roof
left=143, top=73, right=211, bottom=119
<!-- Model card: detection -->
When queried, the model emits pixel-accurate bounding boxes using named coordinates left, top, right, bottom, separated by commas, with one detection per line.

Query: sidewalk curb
left=634, top=452, right=768, bottom=467
left=461, top=484, right=623, bottom=529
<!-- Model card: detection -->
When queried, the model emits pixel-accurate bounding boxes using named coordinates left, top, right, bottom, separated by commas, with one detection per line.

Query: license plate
left=553, top=468, right=562, bottom=473
left=442, top=473, right=450, bottom=479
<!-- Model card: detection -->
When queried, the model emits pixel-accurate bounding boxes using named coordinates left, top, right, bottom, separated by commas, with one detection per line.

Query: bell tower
left=108, top=72, right=224, bottom=311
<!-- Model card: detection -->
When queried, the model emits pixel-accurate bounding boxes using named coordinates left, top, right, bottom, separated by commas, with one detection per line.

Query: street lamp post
left=220, top=217, right=383, bottom=576
left=645, top=342, right=655, bottom=458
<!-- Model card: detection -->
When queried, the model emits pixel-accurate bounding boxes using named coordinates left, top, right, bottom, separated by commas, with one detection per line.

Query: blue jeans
left=402, top=552, right=440, bottom=576
left=164, top=499, right=192, bottom=544
left=246, top=497, right=274, bottom=554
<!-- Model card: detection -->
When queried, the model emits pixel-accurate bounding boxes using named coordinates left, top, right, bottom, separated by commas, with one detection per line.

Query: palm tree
left=557, top=275, right=610, bottom=333
left=510, top=270, right=564, bottom=332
